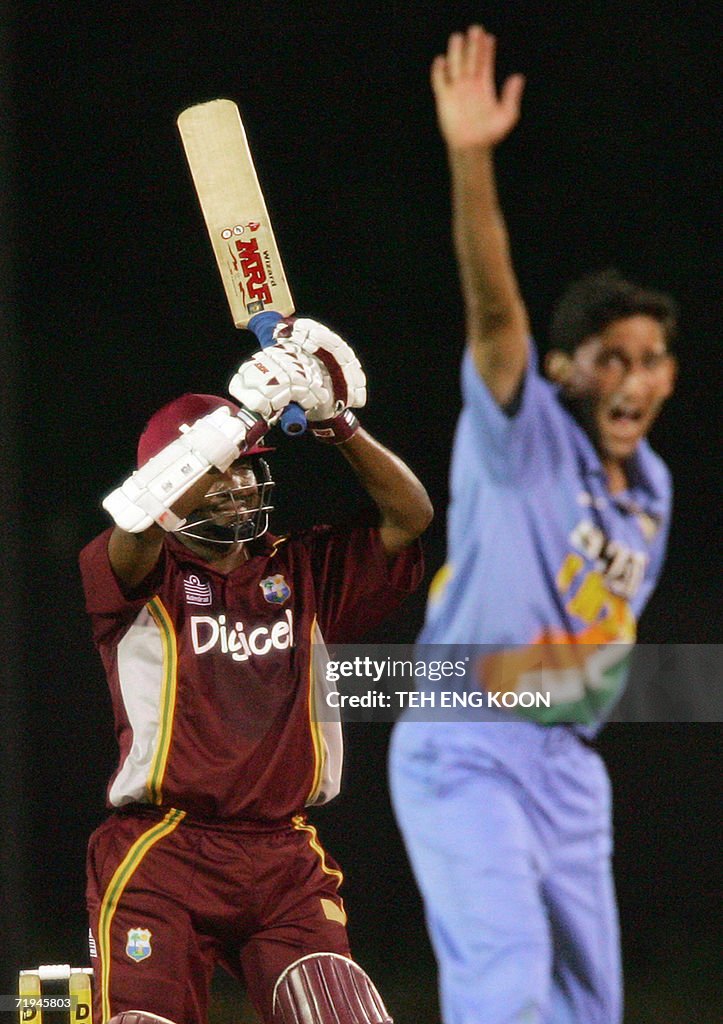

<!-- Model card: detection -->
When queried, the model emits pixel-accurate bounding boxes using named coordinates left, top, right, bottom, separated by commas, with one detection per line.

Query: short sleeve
left=79, top=528, right=165, bottom=645
left=458, top=341, right=569, bottom=482
left=305, top=526, right=424, bottom=642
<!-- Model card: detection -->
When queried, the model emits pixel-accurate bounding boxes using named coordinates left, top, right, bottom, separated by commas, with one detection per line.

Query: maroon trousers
left=86, top=806, right=350, bottom=1024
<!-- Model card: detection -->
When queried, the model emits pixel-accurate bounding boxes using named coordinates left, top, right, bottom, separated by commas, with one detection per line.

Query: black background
left=2, top=3, right=720, bottom=1021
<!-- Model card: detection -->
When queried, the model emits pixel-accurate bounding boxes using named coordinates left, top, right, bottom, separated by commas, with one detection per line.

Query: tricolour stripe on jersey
left=98, top=807, right=185, bottom=1023
left=292, top=814, right=344, bottom=890
left=305, top=615, right=325, bottom=804
left=304, top=619, right=344, bottom=806
left=145, top=597, right=178, bottom=805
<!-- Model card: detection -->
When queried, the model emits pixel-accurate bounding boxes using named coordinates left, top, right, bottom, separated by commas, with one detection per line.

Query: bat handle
left=247, top=311, right=307, bottom=436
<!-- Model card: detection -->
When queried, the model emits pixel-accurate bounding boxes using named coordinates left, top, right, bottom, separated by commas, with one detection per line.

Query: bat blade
left=177, top=98, right=306, bottom=434
left=177, top=98, right=294, bottom=328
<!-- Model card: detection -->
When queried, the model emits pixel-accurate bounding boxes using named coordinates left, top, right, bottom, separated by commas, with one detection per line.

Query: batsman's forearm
left=107, top=472, right=216, bottom=590
left=449, top=146, right=527, bottom=337
left=339, top=429, right=433, bottom=551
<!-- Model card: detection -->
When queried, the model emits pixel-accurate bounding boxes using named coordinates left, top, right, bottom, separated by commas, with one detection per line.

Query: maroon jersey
left=80, top=526, right=422, bottom=820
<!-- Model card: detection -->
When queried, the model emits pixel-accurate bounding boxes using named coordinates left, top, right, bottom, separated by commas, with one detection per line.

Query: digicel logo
left=190, top=610, right=293, bottom=662
left=234, top=238, right=272, bottom=304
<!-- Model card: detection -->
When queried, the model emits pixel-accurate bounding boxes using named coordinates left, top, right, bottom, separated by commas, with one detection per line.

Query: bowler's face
left=569, top=315, right=676, bottom=463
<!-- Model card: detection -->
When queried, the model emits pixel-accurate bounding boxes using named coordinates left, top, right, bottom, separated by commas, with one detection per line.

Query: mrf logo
left=235, top=237, right=272, bottom=305
left=260, top=574, right=291, bottom=605
left=126, top=927, right=152, bottom=962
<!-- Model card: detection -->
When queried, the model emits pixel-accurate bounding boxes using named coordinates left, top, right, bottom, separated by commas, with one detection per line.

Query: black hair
left=549, top=269, right=678, bottom=354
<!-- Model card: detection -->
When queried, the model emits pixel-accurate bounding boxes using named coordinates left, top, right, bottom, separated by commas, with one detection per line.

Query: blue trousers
left=389, top=720, right=622, bottom=1024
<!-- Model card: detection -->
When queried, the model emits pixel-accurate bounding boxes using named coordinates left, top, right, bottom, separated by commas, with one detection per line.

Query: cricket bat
left=177, top=98, right=306, bottom=434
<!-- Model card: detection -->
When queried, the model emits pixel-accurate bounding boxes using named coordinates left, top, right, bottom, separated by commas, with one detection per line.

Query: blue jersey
left=419, top=343, right=671, bottom=724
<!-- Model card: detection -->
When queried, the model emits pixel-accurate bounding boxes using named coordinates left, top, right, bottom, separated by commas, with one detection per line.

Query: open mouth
left=608, top=406, right=643, bottom=424
left=602, top=402, right=647, bottom=442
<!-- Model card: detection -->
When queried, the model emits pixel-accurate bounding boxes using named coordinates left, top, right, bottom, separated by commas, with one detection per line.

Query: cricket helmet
left=137, top=393, right=275, bottom=545
left=137, top=392, right=273, bottom=464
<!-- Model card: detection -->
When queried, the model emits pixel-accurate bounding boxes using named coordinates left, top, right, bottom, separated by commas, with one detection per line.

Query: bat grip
left=247, top=311, right=307, bottom=436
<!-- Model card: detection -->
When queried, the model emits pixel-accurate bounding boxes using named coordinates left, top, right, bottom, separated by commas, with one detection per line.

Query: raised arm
left=231, top=318, right=433, bottom=555
left=103, top=400, right=269, bottom=589
left=107, top=472, right=216, bottom=590
left=338, top=428, right=433, bottom=556
left=433, top=25, right=529, bottom=405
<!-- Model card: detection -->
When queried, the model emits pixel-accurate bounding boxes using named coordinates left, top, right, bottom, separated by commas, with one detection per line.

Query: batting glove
left=228, top=343, right=330, bottom=423
left=273, top=317, right=367, bottom=443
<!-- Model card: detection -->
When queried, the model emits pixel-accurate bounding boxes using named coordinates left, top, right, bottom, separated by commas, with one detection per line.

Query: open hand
left=431, top=25, right=525, bottom=150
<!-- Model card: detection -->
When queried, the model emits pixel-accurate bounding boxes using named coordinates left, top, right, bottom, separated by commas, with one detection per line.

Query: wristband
left=310, top=410, right=360, bottom=445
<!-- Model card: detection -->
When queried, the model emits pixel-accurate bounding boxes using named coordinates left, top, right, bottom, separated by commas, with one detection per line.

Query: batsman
left=79, top=317, right=432, bottom=1024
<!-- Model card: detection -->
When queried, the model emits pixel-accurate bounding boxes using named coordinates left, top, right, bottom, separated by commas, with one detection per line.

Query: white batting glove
left=228, top=343, right=330, bottom=423
left=272, top=318, right=367, bottom=421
